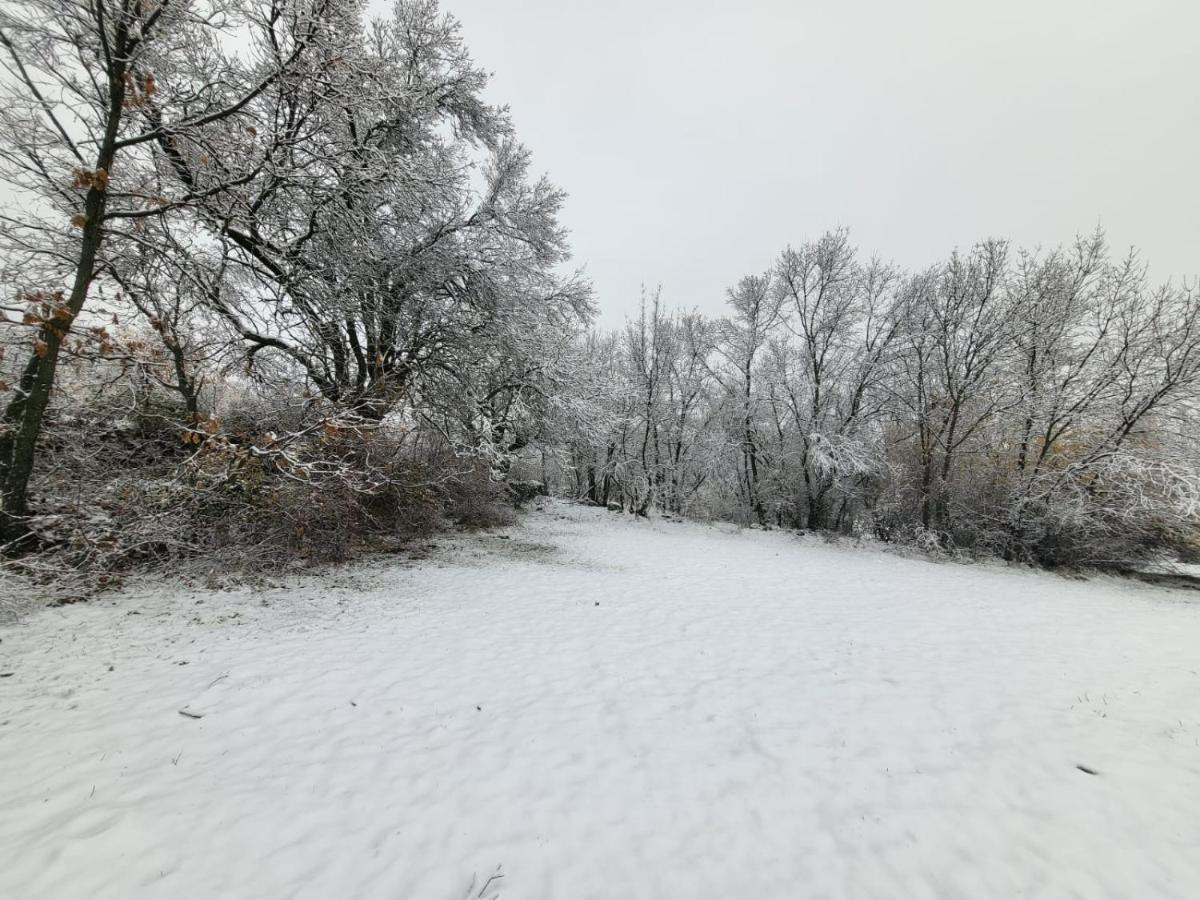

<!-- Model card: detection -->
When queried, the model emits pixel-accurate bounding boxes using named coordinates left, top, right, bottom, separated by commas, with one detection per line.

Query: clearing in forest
left=2, top=501, right=1199, bottom=899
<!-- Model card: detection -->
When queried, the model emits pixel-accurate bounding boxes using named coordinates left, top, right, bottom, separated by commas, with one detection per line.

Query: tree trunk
left=742, top=364, right=765, bottom=525
left=600, top=442, right=615, bottom=506
left=918, top=443, right=935, bottom=531
left=0, top=60, right=126, bottom=543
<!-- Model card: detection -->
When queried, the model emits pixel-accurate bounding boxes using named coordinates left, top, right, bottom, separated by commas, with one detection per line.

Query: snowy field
left=2, top=501, right=1199, bottom=899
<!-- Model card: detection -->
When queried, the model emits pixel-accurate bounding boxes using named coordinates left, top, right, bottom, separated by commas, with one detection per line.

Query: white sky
left=441, top=0, right=1199, bottom=325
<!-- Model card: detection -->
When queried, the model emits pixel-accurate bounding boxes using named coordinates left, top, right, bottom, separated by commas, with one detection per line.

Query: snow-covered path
left=2, top=502, right=1199, bottom=899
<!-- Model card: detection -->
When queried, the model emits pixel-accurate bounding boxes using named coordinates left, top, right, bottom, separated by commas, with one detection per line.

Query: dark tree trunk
left=0, top=47, right=128, bottom=544
left=586, top=465, right=599, bottom=504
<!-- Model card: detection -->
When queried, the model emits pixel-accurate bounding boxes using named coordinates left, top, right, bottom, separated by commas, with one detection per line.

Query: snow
left=2, top=501, right=1199, bottom=899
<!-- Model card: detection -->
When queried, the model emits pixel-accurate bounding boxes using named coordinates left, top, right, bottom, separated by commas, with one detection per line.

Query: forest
left=3, top=2, right=1200, bottom=897
left=2, top=0, right=1199, bottom=600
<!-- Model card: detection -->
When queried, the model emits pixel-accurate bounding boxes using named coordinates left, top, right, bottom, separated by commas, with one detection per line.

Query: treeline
left=0, top=0, right=587, bottom=582
left=2, top=0, right=1197, bottom=590
left=562, top=230, right=1200, bottom=567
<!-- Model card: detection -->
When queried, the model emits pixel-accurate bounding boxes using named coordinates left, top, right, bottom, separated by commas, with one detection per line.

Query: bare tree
left=718, top=272, right=783, bottom=524
left=892, top=240, right=1014, bottom=532
left=773, top=230, right=901, bottom=529
left=0, top=0, right=336, bottom=541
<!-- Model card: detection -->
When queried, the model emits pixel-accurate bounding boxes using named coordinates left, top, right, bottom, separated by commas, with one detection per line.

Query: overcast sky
left=440, top=0, right=1199, bottom=326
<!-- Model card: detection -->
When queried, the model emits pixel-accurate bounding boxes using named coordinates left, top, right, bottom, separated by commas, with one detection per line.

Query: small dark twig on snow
left=478, top=867, right=504, bottom=898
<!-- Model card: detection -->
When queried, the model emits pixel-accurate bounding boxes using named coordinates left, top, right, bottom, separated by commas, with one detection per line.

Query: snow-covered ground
left=2, top=501, right=1199, bottom=899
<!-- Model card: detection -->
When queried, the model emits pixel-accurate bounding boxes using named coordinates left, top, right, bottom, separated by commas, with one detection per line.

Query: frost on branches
left=0, top=0, right=588, bottom=584
left=559, top=229, right=1200, bottom=568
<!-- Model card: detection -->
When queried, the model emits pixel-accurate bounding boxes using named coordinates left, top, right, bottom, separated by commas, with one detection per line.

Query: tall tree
left=0, top=0, right=335, bottom=541
left=719, top=272, right=782, bottom=524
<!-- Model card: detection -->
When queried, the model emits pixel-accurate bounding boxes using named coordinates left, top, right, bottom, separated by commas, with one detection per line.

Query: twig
left=478, top=867, right=504, bottom=898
